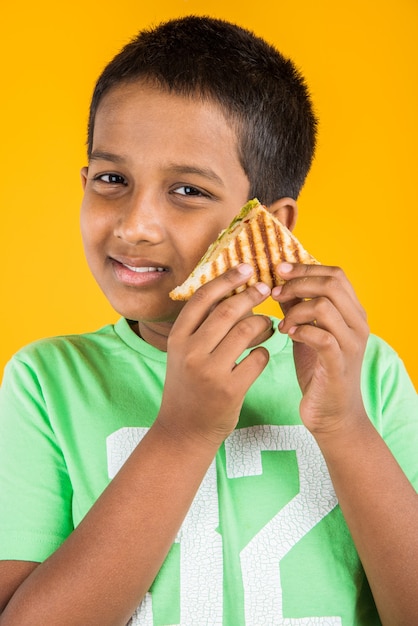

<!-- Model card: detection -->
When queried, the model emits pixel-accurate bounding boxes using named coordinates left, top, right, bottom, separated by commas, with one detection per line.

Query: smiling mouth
left=122, top=264, right=167, bottom=273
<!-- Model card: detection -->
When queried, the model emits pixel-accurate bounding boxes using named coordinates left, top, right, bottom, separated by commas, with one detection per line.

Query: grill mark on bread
left=289, top=229, right=301, bottom=262
left=248, top=222, right=260, bottom=281
left=223, top=248, right=230, bottom=271
left=294, top=246, right=301, bottom=262
left=234, top=234, right=244, bottom=265
left=258, top=214, right=272, bottom=281
left=222, top=239, right=237, bottom=274
left=273, top=223, right=284, bottom=259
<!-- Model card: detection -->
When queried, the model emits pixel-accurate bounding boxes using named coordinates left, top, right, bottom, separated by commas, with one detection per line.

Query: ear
left=267, top=197, right=298, bottom=231
left=80, top=166, right=89, bottom=191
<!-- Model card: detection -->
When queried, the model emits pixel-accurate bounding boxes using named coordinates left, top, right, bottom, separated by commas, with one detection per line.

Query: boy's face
left=80, top=82, right=250, bottom=340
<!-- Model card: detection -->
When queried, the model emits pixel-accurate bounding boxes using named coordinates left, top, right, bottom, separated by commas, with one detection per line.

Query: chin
left=112, top=300, right=184, bottom=325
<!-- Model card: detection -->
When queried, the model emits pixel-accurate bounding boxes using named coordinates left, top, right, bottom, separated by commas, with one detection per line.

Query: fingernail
left=237, top=263, right=253, bottom=276
left=255, top=282, right=270, bottom=295
left=278, top=262, right=293, bottom=274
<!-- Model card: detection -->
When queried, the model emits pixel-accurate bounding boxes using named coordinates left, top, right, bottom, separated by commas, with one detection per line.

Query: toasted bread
left=169, top=198, right=319, bottom=301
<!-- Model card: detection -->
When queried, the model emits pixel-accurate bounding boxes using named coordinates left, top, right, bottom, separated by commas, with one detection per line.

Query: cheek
left=188, top=224, right=226, bottom=259
left=175, top=231, right=212, bottom=268
left=79, top=209, right=107, bottom=279
left=80, top=200, right=108, bottom=250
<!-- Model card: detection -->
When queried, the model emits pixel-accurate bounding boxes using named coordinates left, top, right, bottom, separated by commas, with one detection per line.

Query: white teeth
left=123, top=264, right=165, bottom=273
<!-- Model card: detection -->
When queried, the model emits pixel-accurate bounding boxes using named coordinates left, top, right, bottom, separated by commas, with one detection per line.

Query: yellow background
left=1, top=0, right=417, bottom=389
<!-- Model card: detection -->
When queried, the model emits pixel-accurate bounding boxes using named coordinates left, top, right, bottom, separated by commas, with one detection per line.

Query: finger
left=231, top=345, right=270, bottom=390
left=272, top=263, right=367, bottom=328
left=173, top=263, right=255, bottom=337
left=287, top=324, right=344, bottom=375
left=211, top=313, right=273, bottom=364
left=197, top=282, right=272, bottom=352
left=275, top=263, right=361, bottom=306
left=277, top=261, right=357, bottom=289
left=278, top=296, right=350, bottom=351
left=173, top=265, right=272, bottom=345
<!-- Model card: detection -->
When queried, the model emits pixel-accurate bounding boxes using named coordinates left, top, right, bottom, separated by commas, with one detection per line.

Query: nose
left=114, top=193, right=165, bottom=245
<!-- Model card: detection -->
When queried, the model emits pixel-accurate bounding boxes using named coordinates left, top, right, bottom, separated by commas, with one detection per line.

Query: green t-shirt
left=1, top=317, right=417, bottom=625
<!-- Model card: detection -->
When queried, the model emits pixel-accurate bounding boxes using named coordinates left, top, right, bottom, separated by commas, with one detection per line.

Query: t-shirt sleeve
left=362, top=336, right=418, bottom=489
left=0, top=355, right=74, bottom=562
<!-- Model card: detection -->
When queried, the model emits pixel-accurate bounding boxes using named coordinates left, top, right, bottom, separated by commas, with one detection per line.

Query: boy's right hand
left=157, top=264, right=272, bottom=448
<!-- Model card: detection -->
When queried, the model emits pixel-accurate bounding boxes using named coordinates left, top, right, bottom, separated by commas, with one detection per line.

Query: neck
left=133, top=312, right=274, bottom=352
left=134, top=320, right=173, bottom=351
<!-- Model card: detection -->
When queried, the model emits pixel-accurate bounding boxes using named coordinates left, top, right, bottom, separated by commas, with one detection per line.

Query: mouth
left=121, top=263, right=167, bottom=273
left=110, top=257, right=169, bottom=287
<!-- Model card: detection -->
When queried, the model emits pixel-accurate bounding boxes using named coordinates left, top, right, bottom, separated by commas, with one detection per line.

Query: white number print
left=107, top=425, right=341, bottom=625
left=107, top=428, right=223, bottom=626
left=225, top=425, right=341, bottom=625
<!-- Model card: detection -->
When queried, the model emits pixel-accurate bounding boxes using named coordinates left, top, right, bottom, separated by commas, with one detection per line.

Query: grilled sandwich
left=169, top=198, right=320, bottom=301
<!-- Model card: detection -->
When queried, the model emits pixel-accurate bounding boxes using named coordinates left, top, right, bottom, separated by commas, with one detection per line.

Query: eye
left=173, top=185, right=206, bottom=197
left=94, top=173, right=127, bottom=185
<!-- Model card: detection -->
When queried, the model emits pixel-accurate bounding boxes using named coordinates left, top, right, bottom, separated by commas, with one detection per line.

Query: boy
left=1, top=15, right=418, bottom=626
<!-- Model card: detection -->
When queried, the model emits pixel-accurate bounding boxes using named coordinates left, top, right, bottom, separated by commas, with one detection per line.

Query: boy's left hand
left=271, top=262, right=369, bottom=435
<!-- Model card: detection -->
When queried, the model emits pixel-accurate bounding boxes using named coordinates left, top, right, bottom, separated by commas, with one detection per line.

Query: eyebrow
left=165, top=164, right=224, bottom=186
left=89, top=152, right=225, bottom=187
left=89, top=150, right=126, bottom=164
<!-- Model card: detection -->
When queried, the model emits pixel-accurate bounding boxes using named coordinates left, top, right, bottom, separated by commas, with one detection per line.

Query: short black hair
left=87, top=15, right=318, bottom=203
